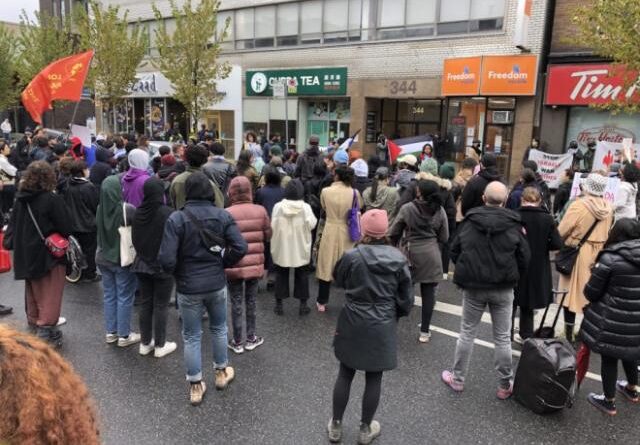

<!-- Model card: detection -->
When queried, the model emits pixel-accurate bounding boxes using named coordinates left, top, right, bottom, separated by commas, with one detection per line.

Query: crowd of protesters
left=1, top=126, right=639, bottom=443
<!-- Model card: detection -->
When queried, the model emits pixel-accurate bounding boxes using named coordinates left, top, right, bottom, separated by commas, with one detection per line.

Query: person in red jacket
left=225, top=176, right=272, bottom=354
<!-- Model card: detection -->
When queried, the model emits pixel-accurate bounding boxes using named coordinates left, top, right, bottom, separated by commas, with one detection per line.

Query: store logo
left=576, top=125, right=636, bottom=148
left=447, top=66, right=476, bottom=83
left=250, top=72, right=268, bottom=93
left=488, top=65, right=529, bottom=82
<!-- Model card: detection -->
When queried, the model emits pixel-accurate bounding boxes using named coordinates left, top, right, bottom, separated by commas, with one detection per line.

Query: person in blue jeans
left=159, top=171, right=247, bottom=406
left=96, top=175, right=140, bottom=348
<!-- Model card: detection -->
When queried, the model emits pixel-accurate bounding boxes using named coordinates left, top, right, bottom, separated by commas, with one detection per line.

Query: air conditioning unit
left=492, top=111, right=513, bottom=124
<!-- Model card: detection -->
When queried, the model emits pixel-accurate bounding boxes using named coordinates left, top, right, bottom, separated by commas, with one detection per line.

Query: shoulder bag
left=555, top=219, right=599, bottom=275
left=118, top=203, right=136, bottom=267
left=183, top=208, right=225, bottom=256
left=27, top=203, right=69, bottom=259
left=347, top=190, right=361, bottom=242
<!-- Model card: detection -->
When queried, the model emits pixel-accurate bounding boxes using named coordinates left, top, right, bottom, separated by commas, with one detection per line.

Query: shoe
left=228, top=340, right=245, bottom=354
left=616, top=380, right=640, bottom=403
left=266, top=280, right=275, bottom=291
left=0, top=304, right=13, bottom=316
left=418, top=331, right=431, bottom=343
left=316, top=302, right=326, bottom=313
left=441, top=370, right=464, bottom=392
left=56, top=316, right=67, bottom=326
left=190, top=381, right=207, bottom=406
left=299, top=302, right=311, bottom=316
left=358, top=420, right=381, bottom=445
left=215, top=366, right=235, bottom=390
left=513, top=334, right=524, bottom=345
left=442, top=273, right=448, bottom=280
left=105, top=332, right=118, bottom=344
left=245, top=336, right=264, bottom=351
left=117, top=332, right=141, bottom=347
left=37, top=326, right=63, bottom=349
left=588, top=393, right=616, bottom=415
left=274, top=300, right=284, bottom=316
left=154, top=341, right=177, bottom=358
left=327, top=419, right=342, bottom=443
left=139, top=340, right=155, bottom=356
left=497, top=383, right=513, bottom=400
left=81, top=273, right=101, bottom=282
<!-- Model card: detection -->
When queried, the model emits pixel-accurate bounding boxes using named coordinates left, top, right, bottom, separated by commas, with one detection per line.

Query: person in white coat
left=0, top=139, right=17, bottom=216
left=1, top=119, right=11, bottom=141
left=271, top=179, right=318, bottom=316
left=614, top=162, right=639, bottom=222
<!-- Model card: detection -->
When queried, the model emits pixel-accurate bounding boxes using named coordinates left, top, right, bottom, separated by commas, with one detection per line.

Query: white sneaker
left=117, top=332, right=141, bottom=347
left=56, top=317, right=67, bottom=326
left=442, top=273, right=448, bottom=280
left=418, top=332, right=432, bottom=343
left=139, top=340, right=155, bottom=356
left=105, top=333, right=118, bottom=344
left=154, top=341, right=177, bottom=358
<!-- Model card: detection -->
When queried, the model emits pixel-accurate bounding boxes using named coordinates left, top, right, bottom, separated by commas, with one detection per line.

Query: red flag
left=21, top=50, right=94, bottom=124
left=387, top=139, right=402, bottom=163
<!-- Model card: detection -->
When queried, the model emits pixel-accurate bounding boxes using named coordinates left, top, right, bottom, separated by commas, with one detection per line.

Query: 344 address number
left=389, top=80, right=417, bottom=95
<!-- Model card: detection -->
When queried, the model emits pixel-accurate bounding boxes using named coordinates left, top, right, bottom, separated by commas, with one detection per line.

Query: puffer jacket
left=270, top=199, right=318, bottom=268
left=450, top=205, right=531, bottom=290
left=333, top=244, right=414, bottom=372
left=580, top=240, right=640, bottom=361
left=225, top=177, right=272, bottom=280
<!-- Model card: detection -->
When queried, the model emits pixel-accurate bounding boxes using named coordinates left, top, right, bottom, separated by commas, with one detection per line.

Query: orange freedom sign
left=441, top=57, right=482, bottom=96
left=480, top=55, right=538, bottom=95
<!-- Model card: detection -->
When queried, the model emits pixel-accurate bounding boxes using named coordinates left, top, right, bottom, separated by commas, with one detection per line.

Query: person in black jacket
left=443, top=181, right=530, bottom=399
left=89, top=146, right=115, bottom=188
left=513, top=187, right=562, bottom=341
left=522, top=160, right=552, bottom=210
left=3, top=161, right=72, bottom=346
left=460, top=153, right=503, bottom=216
left=580, top=218, right=640, bottom=416
left=159, top=172, right=247, bottom=406
left=553, top=169, right=573, bottom=217
left=328, top=209, right=413, bottom=445
left=202, top=142, right=237, bottom=194
left=295, top=135, right=324, bottom=182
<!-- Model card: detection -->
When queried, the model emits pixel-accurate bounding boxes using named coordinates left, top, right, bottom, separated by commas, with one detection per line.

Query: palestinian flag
left=387, top=135, right=434, bottom=163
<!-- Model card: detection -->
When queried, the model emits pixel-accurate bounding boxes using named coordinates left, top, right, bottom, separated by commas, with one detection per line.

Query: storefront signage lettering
left=546, top=64, right=640, bottom=105
left=131, top=74, right=157, bottom=94
left=576, top=126, right=636, bottom=147
left=126, top=71, right=174, bottom=98
left=389, top=80, right=417, bottom=95
left=412, top=106, right=424, bottom=114
left=441, top=57, right=482, bottom=96
left=246, top=68, right=347, bottom=96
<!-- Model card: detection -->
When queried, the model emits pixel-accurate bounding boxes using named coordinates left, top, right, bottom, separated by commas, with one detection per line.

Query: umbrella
left=576, top=342, right=591, bottom=388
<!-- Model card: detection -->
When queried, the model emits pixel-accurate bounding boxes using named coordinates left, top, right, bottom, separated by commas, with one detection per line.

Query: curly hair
left=0, top=325, right=100, bottom=445
left=19, top=160, right=57, bottom=193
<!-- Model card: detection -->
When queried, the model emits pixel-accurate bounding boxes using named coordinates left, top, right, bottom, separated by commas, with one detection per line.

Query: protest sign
left=527, top=149, right=574, bottom=188
left=71, top=125, right=91, bottom=148
left=593, top=141, right=640, bottom=172
left=569, top=173, right=620, bottom=204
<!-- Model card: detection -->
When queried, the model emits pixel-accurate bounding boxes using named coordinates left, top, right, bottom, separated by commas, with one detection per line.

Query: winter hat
left=439, top=162, right=456, bottom=180
left=270, top=145, right=283, bottom=157
left=334, top=149, right=349, bottom=165
left=128, top=149, right=149, bottom=170
left=399, top=154, right=417, bottom=167
left=284, top=179, right=304, bottom=200
left=351, top=159, right=369, bottom=178
left=420, top=158, right=439, bottom=176
left=481, top=153, right=497, bottom=168
left=161, top=154, right=176, bottom=166
left=361, top=209, right=389, bottom=238
left=582, top=173, right=608, bottom=197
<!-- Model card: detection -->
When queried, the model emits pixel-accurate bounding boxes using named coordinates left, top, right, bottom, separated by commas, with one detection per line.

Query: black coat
left=460, top=168, right=503, bottom=216
left=62, top=177, right=99, bottom=233
left=353, top=176, right=372, bottom=196
left=294, top=146, right=323, bottom=181
left=255, top=184, right=284, bottom=218
left=4, top=189, right=72, bottom=280
left=333, top=244, right=414, bottom=372
left=554, top=181, right=572, bottom=216
left=515, top=207, right=562, bottom=309
left=580, top=240, right=640, bottom=361
left=450, top=206, right=530, bottom=290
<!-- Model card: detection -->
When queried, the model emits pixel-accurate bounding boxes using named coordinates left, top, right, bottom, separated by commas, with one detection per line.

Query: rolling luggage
left=513, top=290, right=576, bottom=414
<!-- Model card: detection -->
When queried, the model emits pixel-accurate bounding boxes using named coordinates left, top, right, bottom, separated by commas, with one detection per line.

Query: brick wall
left=550, top=0, right=593, bottom=54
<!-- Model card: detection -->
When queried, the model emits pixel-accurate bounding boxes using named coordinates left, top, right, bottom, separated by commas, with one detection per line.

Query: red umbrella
left=576, top=343, right=591, bottom=387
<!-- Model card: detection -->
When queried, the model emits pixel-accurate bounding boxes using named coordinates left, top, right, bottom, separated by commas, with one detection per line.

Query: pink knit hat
left=361, top=209, right=389, bottom=238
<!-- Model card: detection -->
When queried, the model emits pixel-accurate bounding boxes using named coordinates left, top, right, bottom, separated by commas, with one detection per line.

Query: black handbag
left=554, top=219, right=599, bottom=275
left=183, top=209, right=225, bottom=255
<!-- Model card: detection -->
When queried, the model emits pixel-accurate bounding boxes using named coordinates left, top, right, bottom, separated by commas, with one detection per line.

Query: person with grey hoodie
left=363, top=167, right=399, bottom=223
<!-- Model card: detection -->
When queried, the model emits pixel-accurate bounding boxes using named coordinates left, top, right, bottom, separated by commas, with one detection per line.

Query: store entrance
left=301, top=99, right=351, bottom=148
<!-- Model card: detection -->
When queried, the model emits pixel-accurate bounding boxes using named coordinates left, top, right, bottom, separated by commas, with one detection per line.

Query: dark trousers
left=441, top=241, right=450, bottom=275
left=564, top=307, right=576, bottom=325
left=512, top=302, right=535, bottom=339
left=137, top=273, right=173, bottom=347
left=228, top=278, right=258, bottom=344
left=601, top=354, right=638, bottom=399
left=74, top=231, right=97, bottom=278
left=420, top=283, right=437, bottom=334
left=332, top=363, right=383, bottom=425
left=274, top=265, right=309, bottom=301
left=1, top=184, right=15, bottom=215
left=317, top=279, right=332, bottom=305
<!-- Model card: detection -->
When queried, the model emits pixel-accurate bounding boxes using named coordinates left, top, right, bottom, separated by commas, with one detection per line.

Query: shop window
left=269, top=120, right=297, bottom=147
left=277, top=3, right=298, bottom=46
left=445, top=97, right=486, bottom=160
left=254, top=6, right=275, bottom=48
left=469, top=18, right=503, bottom=32
left=349, top=0, right=363, bottom=37
left=382, top=99, right=396, bottom=121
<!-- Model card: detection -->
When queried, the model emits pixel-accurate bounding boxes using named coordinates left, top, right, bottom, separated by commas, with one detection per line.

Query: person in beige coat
left=557, top=173, right=613, bottom=342
left=316, top=166, right=362, bottom=312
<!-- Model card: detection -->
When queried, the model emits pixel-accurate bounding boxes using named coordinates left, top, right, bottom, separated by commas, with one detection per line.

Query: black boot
left=564, top=323, right=575, bottom=343
left=274, top=299, right=284, bottom=316
left=299, top=300, right=311, bottom=316
left=36, top=326, right=63, bottom=349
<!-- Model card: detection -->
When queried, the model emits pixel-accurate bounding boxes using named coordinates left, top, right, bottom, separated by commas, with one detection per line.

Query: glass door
left=308, top=120, right=329, bottom=147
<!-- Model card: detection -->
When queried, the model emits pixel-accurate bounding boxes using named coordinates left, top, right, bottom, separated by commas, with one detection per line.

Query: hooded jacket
left=333, top=244, right=414, bottom=372
left=89, top=148, right=114, bottom=188
left=270, top=198, right=318, bottom=268
left=581, top=240, right=640, bottom=361
left=363, top=184, right=399, bottom=222
left=121, top=168, right=150, bottom=208
left=451, top=205, right=530, bottom=290
left=294, top=144, right=323, bottom=181
left=224, top=176, right=272, bottom=281
left=460, top=167, right=503, bottom=216
left=4, top=189, right=71, bottom=280
left=62, top=177, right=99, bottom=233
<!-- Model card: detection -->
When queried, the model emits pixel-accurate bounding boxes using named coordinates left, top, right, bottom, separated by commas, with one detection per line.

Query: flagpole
left=68, top=49, right=95, bottom=134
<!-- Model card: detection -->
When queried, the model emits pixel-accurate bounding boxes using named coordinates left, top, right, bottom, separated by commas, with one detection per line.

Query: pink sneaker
left=497, top=383, right=513, bottom=400
left=316, top=303, right=326, bottom=313
left=441, top=370, right=464, bottom=392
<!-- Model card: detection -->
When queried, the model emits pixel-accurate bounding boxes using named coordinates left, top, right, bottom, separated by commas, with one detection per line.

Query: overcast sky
left=0, top=0, right=39, bottom=23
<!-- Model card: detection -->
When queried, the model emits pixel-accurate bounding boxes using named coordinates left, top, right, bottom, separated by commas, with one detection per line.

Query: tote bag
left=118, top=203, right=136, bottom=267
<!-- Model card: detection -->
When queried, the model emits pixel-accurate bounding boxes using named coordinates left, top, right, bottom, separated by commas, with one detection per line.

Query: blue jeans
left=178, top=287, right=229, bottom=382
left=99, top=262, right=138, bottom=338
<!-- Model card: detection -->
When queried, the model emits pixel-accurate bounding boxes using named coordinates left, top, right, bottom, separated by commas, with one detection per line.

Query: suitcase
left=513, top=290, right=577, bottom=414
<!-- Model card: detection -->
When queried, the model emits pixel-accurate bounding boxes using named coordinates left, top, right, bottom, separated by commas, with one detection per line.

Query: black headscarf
left=185, top=171, right=214, bottom=202
left=132, top=178, right=172, bottom=263
left=284, top=178, right=304, bottom=200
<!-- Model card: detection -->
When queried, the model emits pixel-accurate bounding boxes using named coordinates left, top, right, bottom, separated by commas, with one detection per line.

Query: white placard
left=71, top=125, right=92, bottom=148
left=272, top=82, right=285, bottom=98
left=527, top=149, right=575, bottom=188
left=593, top=141, right=640, bottom=172
left=570, top=173, right=620, bottom=204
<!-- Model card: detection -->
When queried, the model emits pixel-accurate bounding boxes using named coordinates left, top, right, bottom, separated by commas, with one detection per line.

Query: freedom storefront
left=441, top=54, right=539, bottom=181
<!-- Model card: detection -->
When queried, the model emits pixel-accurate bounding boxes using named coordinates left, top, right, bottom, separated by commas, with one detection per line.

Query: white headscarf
left=128, top=148, right=149, bottom=170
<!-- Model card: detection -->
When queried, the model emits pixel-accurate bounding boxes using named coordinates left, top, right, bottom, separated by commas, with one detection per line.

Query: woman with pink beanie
left=327, top=209, right=414, bottom=445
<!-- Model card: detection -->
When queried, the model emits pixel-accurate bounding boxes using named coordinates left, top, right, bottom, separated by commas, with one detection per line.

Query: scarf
left=132, top=178, right=172, bottom=263
left=96, top=175, right=124, bottom=263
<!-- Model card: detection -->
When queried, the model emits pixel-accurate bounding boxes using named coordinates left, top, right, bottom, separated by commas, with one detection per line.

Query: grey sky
left=0, top=0, right=39, bottom=23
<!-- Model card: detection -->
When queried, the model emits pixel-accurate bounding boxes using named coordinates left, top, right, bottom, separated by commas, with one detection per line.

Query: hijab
left=132, top=178, right=172, bottom=263
left=96, top=175, right=124, bottom=263
left=284, top=179, right=304, bottom=200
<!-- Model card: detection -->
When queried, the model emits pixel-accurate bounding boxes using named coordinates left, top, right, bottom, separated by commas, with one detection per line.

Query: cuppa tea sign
left=546, top=64, right=640, bottom=105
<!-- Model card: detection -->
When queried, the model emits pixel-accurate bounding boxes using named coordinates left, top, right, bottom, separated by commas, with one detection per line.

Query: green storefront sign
left=246, top=67, right=347, bottom=96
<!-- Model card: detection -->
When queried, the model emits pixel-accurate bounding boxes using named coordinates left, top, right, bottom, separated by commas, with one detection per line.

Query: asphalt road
left=0, top=274, right=636, bottom=445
